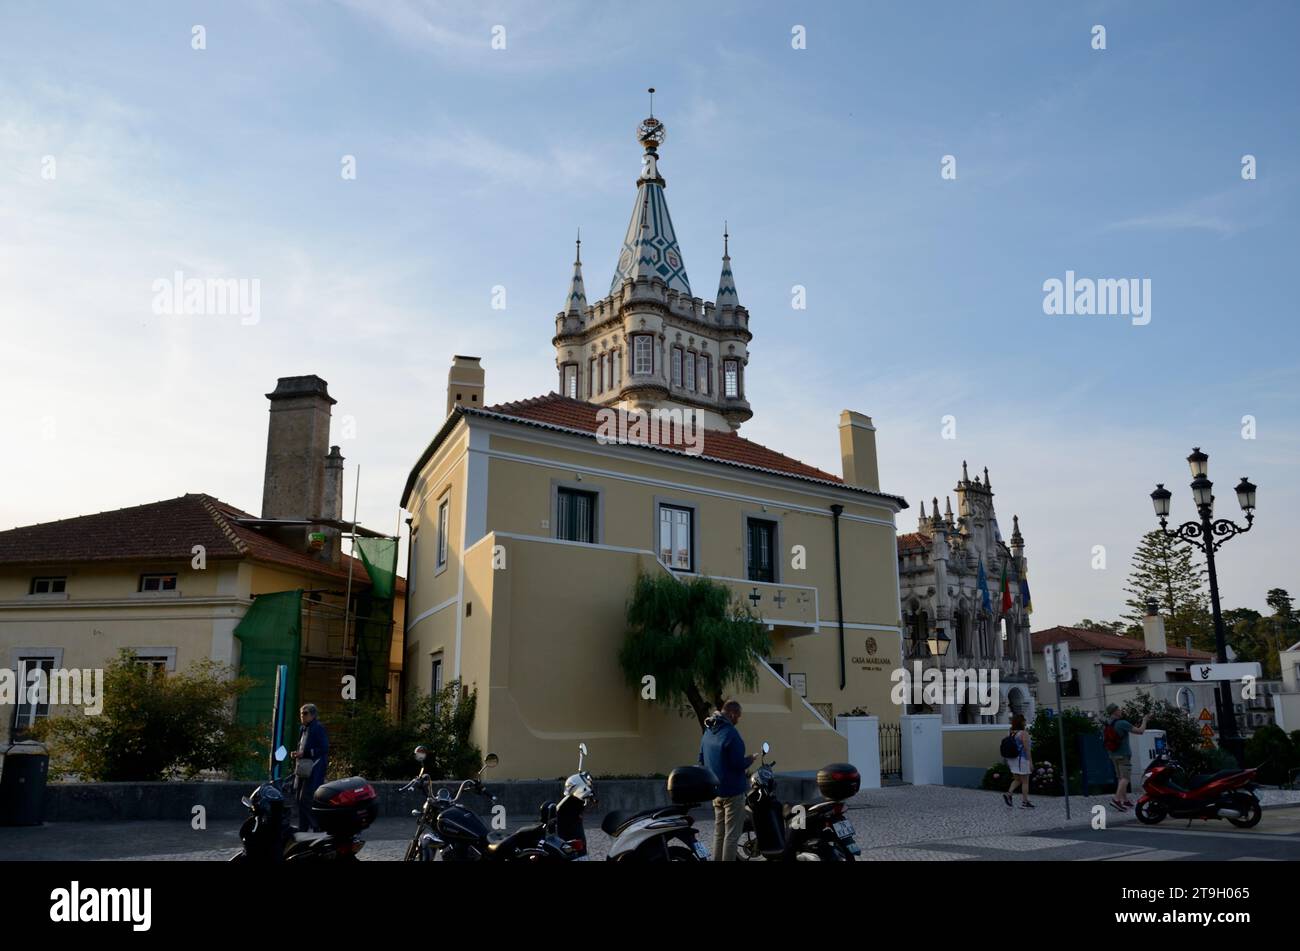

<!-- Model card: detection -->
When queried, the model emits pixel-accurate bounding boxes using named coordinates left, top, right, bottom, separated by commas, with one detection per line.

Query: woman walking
left=1002, top=713, right=1035, bottom=809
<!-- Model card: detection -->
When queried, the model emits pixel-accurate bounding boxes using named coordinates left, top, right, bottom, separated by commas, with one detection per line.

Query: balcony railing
left=710, top=575, right=818, bottom=635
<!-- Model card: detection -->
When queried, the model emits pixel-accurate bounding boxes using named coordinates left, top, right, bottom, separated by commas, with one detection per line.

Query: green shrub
left=1118, top=694, right=1216, bottom=774
left=981, top=761, right=1013, bottom=791
left=32, top=650, right=259, bottom=781
left=331, top=678, right=481, bottom=780
left=1244, top=725, right=1299, bottom=786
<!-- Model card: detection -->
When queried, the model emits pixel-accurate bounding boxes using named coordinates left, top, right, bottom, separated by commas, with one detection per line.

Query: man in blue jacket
left=699, top=700, right=755, bottom=861
left=291, top=702, right=329, bottom=832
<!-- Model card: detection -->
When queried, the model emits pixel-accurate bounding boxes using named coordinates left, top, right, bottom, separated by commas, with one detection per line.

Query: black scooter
left=231, top=745, right=378, bottom=863
left=738, top=744, right=860, bottom=861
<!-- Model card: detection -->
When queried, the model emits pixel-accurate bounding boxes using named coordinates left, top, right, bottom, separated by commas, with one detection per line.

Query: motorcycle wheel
left=736, top=829, right=764, bottom=862
left=1134, top=800, right=1167, bottom=825
left=667, top=844, right=701, bottom=862
left=1226, top=797, right=1262, bottom=829
left=822, top=841, right=854, bottom=862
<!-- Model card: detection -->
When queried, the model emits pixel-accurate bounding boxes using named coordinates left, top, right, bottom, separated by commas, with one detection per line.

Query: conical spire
left=565, top=231, right=587, bottom=315
left=609, top=102, right=691, bottom=296
left=716, top=222, right=739, bottom=308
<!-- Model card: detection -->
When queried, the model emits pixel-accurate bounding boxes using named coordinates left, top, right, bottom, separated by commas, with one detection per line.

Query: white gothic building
left=896, top=463, right=1037, bottom=723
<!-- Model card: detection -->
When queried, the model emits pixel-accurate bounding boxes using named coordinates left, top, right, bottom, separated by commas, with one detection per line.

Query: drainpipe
left=830, top=504, right=846, bottom=690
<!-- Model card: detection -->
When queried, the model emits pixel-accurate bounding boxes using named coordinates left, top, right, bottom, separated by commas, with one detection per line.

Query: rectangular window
left=684, top=351, right=696, bottom=392
left=724, top=360, right=739, bottom=398
left=436, top=498, right=450, bottom=568
left=599, top=353, right=607, bottom=394
left=658, top=505, right=694, bottom=571
left=556, top=487, right=597, bottom=543
left=671, top=347, right=683, bottom=387
left=634, top=335, right=652, bottom=375
left=139, top=573, right=177, bottom=592
left=588, top=358, right=596, bottom=396
left=699, top=355, right=710, bottom=394
left=29, top=577, right=66, bottom=594
left=611, top=350, right=620, bottom=390
left=606, top=351, right=614, bottom=391
left=12, top=656, right=57, bottom=736
left=746, top=519, right=776, bottom=583
left=563, top=364, right=578, bottom=399
left=431, top=654, right=444, bottom=715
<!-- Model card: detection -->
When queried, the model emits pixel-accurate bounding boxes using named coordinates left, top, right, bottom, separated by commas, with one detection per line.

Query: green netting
left=355, top=536, right=398, bottom=600
left=234, top=589, right=303, bottom=776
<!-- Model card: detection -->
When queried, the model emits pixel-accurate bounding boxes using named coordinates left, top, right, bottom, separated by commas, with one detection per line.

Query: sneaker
left=1111, top=799, right=1129, bottom=811
left=1021, top=801, right=1035, bottom=809
left=1002, top=793, right=1013, bottom=807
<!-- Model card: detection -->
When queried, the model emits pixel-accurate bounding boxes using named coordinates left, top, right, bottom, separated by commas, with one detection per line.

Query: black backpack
left=999, top=730, right=1021, bottom=758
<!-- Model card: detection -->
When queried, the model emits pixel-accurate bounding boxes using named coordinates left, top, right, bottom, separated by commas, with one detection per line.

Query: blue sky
left=2, top=0, right=1297, bottom=629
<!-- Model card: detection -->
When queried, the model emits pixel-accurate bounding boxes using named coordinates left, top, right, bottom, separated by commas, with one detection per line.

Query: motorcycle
left=400, top=744, right=451, bottom=862
left=536, top=742, right=597, bottom=859
left=232, top=745, right=378, bottom=862
left=1135, top=754, right=1262, bottom=828
left=428, top=753, right=576, bottom=862
left=602, top=765, right=715, bottom=862
left=738, top=745, right=861, bottom=861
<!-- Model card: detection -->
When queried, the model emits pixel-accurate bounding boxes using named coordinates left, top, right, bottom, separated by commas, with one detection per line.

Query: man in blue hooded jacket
left=699, top=699, right=755, bottom=861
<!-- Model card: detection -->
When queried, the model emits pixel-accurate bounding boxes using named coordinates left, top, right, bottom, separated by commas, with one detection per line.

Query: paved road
left=3, top=786, right=1298, bottom=861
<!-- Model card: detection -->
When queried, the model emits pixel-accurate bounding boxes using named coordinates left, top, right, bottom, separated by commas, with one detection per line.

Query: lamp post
left=1149, top=447, right=1257, bottom=765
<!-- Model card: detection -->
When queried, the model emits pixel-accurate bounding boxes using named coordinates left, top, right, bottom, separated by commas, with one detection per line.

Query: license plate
left=846, top=841, right=861, bottom=855
left=833, top=820, right=855, bottom=839
left=693, top=841, right=710, bottom=860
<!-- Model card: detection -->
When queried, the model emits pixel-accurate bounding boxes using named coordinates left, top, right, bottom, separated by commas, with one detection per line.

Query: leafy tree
left=1122, top=530, right=1212, bottom=651
left=620, top=573, right=771, bottom=730
left=1223, top=607, right=1279, bottom=678
left=33, top=650, right=259, bottom=781
left=1072, top=619, right=1130, bottom=635
left=332, top=678, right=481, bottom=780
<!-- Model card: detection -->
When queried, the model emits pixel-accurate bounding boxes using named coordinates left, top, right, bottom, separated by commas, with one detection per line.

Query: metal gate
left=879, top=723, right=902, bottom=779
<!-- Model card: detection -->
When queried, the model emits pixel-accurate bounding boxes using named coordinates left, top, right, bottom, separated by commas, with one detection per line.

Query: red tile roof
left=402, top=392, right=908, bottom=505
left=0, top=493, right=402, bottom=591
left=1031, top=625, right=1212, bottom=661
left=897, top=532, right=929, bottom=552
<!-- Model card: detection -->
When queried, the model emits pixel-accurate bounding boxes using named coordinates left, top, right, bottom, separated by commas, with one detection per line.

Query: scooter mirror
left=761, top=742, right=770, bottom=755
left=483, top=753, right=500, bottom=769
left=579, top=743, right=588, bottom=756
left=274, top=745, right=288, bottom=762
left=414, top=745, right=428, bottom=763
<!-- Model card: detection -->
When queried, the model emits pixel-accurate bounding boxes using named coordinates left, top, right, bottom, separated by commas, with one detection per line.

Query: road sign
left=1198, top=707, right=1213, bottom=722
left=1200, top=724, right=1215, bottom=737
left=1190, top=662, right=1261, bottom=682
left=1054, top=641, right=1072, bottom=682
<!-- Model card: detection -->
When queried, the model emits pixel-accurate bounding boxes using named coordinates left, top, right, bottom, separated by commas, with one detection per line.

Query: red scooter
left=1134, top=754, right=1262, bottom=828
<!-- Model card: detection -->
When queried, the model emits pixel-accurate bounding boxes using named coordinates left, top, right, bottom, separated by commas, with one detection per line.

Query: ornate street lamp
left=927, top=627, right=952, bottom=659
left=1149, top=447, right=1257, bottom=764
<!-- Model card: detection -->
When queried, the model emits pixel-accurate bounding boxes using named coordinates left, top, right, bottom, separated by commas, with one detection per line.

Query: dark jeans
left=296, top=779, right=320, bottom=832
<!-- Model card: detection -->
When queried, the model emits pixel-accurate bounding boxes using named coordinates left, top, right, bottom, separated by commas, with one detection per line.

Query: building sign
left=850, top=636, right=893, bottom=672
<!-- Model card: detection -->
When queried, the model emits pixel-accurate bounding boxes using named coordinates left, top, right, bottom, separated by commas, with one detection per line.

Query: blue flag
left=978, top=558, right=992, bottom=613
left=1020, top=577, right=1033, bottom=615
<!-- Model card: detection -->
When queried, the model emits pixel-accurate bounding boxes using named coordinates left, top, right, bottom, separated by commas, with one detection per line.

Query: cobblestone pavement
left=3, top=785, right=1298, bottom=861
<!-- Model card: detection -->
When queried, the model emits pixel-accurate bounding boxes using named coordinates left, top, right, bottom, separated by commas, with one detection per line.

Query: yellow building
left=400, top=110, right=908, bottom=779
left=0, top=375, right=405, bottom=748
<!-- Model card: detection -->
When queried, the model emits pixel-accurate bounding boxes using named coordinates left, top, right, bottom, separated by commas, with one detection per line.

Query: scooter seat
left=485, top=823, right=545, bottom=856
left=291, top=831, right=330, bottom=845
left=600, top=805, right=683, bottom=836
left=1188, top=769, right=1240, bottom=789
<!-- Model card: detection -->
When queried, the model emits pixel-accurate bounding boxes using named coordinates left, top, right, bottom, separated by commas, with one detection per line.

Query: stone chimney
left=262, top=375, right=336, bottom=552
left=447, top=356, right=485, bottom=417
left=318, top=445, right=345, bottom=565
left=838, top=411, right=880, bottom=491
left=1142, top=598, right=1168, bottom=655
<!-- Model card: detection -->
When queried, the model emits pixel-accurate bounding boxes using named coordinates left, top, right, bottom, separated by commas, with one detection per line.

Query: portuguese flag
left=999, top=563, right=1013, bottom=615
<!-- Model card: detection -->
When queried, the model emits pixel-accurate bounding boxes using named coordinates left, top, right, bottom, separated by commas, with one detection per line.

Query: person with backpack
left=1000, top=713, right=1034, bottom=809
left=1103, top=703, right=1149, bottom=811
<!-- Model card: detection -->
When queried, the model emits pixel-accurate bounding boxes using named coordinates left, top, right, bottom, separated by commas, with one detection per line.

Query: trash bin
left=0, top=740, right=49, bottom=826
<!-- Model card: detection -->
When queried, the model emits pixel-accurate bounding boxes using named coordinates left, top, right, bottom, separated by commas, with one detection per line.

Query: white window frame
left=634, top=335, right=653, bottom=375
left=699, top=354, right=710, bottom=394
left=139, top=573, right=178, bottom=592
left=724, top=359, right=740, bottom=398
left=436, top=496, right=450, bottom=571
left=671, top=347, right=683, bottom=387
left=684, top=351, right=696, bottom=392
left=29, top=576, right=66, bottom=595
left=10, top=648, right=62, bottom=735
left=563, top=364, right=578, bottom=399
left=611, top=350, right=620, bottom=390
